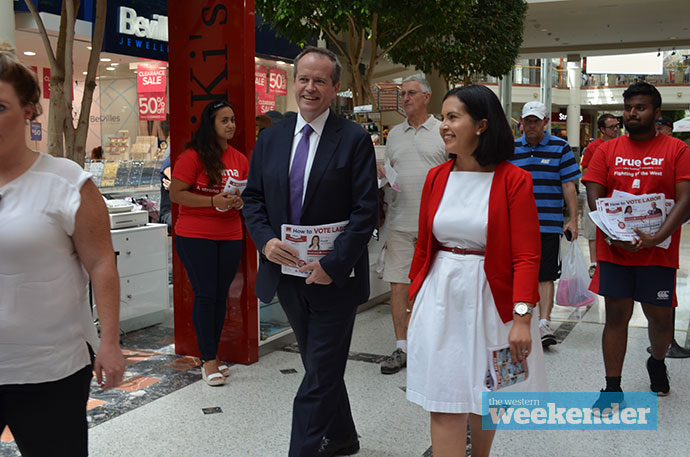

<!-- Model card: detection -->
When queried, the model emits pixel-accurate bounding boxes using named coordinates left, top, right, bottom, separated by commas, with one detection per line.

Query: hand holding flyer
left=281, top=221, right=353, bottom=278
left=485, top=344, right=529, bottom=391
left=215, top=177, right=247, bottom=212
left=591, top=192, right=673, bottom=249
left=383, top=159, right=401, bottom=192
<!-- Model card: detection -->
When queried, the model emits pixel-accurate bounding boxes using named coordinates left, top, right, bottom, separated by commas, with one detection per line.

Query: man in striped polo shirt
left=510, top=101, right=582, bottom=347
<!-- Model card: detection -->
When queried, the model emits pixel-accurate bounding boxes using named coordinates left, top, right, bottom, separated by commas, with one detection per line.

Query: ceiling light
left=87, top=46, right=92, bottom=50
left=106, top=66, right=115, bottom=71
left=111, top=62, right=119, bottom=66
left=100, top=57, right=111, bottom=62
left=540, top=28, right=549, bottom=32
left=82, top=71, right=88, bottom=75
left=276, top=60, right=286, bottom=65
left=23, top=51, right=36, bottom=56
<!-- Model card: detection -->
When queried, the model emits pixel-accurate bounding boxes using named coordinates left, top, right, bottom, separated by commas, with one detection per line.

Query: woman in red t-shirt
left=170, top=100, right=248, bottom=386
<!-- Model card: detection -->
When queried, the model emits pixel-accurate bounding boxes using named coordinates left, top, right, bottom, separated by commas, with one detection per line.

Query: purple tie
left=289, top=124, right=313, bottom=224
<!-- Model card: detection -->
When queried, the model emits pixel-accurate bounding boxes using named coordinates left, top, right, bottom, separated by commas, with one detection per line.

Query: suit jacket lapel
left=301, top=112, right=341, bottom=215
left=277, top=117, right=297, bottom=220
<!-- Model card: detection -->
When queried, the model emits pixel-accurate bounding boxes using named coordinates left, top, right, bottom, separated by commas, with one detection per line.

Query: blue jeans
left=175, top=236, right=242, bottom=361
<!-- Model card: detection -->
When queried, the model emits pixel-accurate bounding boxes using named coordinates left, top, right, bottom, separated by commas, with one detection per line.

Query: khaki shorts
left=582, top=211, right=597, bottom=241
left=383, top=230, right=417, bottom=284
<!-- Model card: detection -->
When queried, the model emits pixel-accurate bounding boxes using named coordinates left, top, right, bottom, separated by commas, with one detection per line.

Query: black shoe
left=646, top=356, right=670, bottom=396
left=591, top=388, right=625, bottom=418
left=316, top=436, right=360, bottom=457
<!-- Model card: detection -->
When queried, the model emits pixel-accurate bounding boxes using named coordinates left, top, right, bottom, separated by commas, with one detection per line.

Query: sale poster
left=137, top=62, right=167, bottom=93
left=137, top=62, right=167, bottom=121
left=269, top=67, right=287, bottom=96
left=255, top=65, right=267, bottom=94
left=256, top=91, right=276, bottom=115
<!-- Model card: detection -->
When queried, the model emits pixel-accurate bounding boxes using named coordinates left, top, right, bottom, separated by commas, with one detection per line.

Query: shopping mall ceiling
left=13, top=0, right=690, bottom=74
left=521, top=0, right=690, bottom=58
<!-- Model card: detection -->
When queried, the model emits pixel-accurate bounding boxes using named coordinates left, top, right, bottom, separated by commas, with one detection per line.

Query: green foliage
left=387, top=0, right=528, bottom=85
left=255, top=0, right=472, bottom=104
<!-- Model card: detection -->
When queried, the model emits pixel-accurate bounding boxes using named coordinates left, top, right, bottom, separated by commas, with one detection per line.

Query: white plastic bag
left=556, top=241, right=596, bottom=307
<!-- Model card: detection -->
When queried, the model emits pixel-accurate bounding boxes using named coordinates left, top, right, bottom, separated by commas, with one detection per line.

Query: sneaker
left=588, top=264, right=597, bottom=278
left=539, top=320, right=557, bottom=347
left=592, top=388, right=625, bottom=418
left=380, top=348, right=406, bottom=374
left=646, top=356, right=670, bottom=396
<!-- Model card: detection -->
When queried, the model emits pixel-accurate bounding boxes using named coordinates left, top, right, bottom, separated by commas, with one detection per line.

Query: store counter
left=94, top=223, right=169, bottom=333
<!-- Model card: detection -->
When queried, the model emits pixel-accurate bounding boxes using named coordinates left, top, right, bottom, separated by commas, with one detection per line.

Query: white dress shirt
left=289, top=108, right=330, bottom=204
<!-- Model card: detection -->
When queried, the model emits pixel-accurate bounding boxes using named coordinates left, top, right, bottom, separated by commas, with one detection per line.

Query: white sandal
left=218, top=364, right=230, bottom=377
left=201, top=366, right=225, bottom=386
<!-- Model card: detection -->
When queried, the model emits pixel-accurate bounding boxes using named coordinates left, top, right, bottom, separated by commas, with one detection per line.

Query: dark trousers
left=0, top=364, right=93, bottom=457
left=277, top=276, right=359, bottom=457
left=175, top=235, right=242, bottom=361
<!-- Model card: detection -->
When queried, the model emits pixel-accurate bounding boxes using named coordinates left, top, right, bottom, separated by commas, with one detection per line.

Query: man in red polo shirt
left=583, top=82, right=690, bottom=401
left=581, top=113, right=620, bottom=276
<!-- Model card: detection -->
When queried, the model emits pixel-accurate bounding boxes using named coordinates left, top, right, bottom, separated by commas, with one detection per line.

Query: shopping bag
left=556, top=241, right=596, bottom=307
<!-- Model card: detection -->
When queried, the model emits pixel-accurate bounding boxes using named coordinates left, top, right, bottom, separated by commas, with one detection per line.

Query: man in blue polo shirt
left=510, top=101, right=581, bottom=347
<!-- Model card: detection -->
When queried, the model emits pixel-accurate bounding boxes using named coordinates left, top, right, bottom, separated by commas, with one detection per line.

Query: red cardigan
left=408, top=159, right=541, bottom=323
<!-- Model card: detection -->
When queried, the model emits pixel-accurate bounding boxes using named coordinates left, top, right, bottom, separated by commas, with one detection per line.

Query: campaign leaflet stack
left=280, top=220, right=351, bottom=278
left=589, top=190, right=673, bottom=249
left=485, top=345, right=529, bottom=391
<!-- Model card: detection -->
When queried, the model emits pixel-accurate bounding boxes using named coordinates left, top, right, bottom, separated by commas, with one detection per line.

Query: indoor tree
left=387, top=0, right=528, bottom=88
left=256, top=0, right=471, bottom=107
left=24, top=0, right=107, bottom=165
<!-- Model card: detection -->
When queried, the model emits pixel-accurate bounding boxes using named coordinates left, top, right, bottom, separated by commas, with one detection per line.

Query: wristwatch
left=513, top=302, right=533, bottom=317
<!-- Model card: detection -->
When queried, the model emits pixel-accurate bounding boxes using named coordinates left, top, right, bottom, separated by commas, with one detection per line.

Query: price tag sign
left=138, top=93, right=167, bottom=120
left=269, top=67, right=287, bottom=95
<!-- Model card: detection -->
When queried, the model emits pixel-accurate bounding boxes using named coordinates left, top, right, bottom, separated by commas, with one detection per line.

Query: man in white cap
left=509, top=101, right=581, bottom=347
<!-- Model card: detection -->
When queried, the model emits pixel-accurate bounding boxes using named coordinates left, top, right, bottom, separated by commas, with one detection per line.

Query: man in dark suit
left=242, top=47, right=378, bottom=457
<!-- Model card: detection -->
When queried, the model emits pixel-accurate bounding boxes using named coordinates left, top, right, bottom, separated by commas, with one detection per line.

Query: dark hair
left=597, top=113, right=617, bottom=130
left=185, top=100, right=234, bottom=186
left=0, top=41, right=42, bottom=120
left=293, top=46, right=342, bottom=85
left=91, top=146, right=103, bottom=160
left=442, top=85, right=514, bottom=166
left=256, top=114, right=272, bottom=133
left=622, top=82, right=662, bottom=109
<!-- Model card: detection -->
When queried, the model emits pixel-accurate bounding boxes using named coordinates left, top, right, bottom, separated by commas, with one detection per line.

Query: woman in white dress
left=406, top=85, right=546, bottom=457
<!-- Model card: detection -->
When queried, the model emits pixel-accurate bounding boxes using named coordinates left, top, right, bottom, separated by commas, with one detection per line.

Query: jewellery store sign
left=102, top=0, right=168, bottom=61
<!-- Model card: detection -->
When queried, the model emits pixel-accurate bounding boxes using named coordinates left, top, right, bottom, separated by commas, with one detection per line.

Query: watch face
left=515, top=303, right=528, bottom=315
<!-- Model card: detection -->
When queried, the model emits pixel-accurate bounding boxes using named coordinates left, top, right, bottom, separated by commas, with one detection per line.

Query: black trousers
left=175, top=235, right=242, bottom=361
left=277, top=276, right=359, bottom=457
left=0, top=364, right=93, bottom=457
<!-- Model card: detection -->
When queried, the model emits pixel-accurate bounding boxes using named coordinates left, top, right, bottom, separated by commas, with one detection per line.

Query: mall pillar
left=168, top=1, right=259, bottom=364
left=540, top=58, right=553, bottom=131
left=498, top=69, right=513, bottom=125
left=0, top=0, right=16, bottom=45
left=566, top=54, right=582, bottom=156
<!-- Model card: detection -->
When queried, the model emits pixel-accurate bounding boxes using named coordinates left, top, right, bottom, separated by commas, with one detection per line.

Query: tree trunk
left=68, top=0, right=107, bottom=167
left=25, top=0, right=105, bottom=166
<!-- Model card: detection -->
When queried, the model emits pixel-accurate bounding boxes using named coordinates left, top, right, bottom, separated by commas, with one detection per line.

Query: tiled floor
left=2, top=232, right=690, bottom=456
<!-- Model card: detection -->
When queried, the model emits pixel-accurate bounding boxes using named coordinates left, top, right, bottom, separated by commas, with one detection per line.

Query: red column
left=168, top=1, right=258, bottom=364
